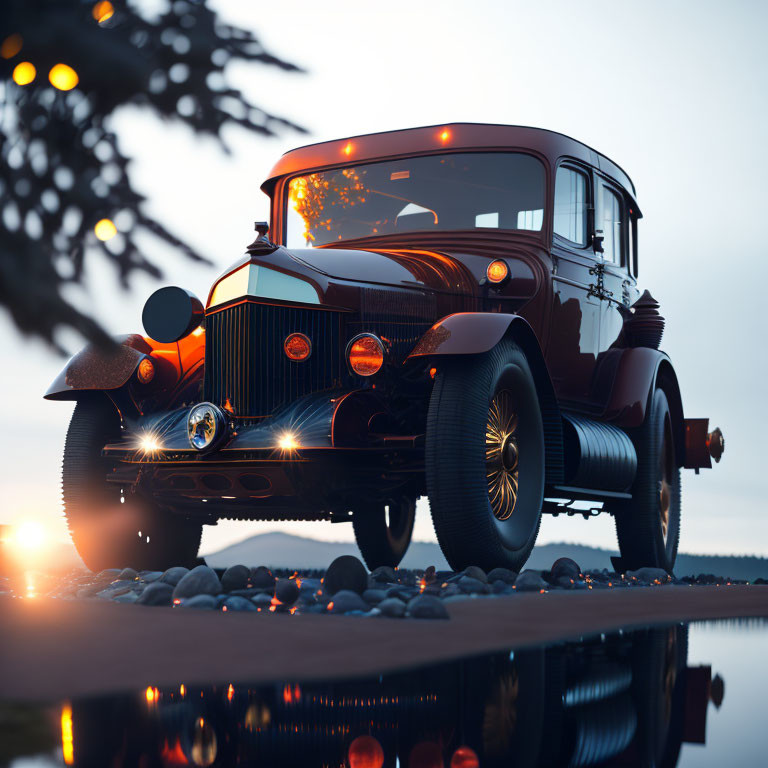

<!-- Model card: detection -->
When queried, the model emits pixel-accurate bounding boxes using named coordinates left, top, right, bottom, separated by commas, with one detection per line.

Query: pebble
left=251, top=593, right=274, bottom=610
left=180, top=594, right=217, bottom=610
left=139, top=571, right=164, bottom=583
left=626, top=567, right=671, bottom=584
left=329, top=590, right=368, bottom=614
left=370, top=566, right=396, bottom=584
left=515, top=570, right=548, bottom=592
left=457, top=576, right=490, bottom=595
left=324, top=556, right=368, bottom=596
left=221, top=564, right=251, bottom=592
left=461, top=566, right=488, bottom=583
left=377, top=597, right=407, bottom=618
left=550, top=557, right=581, bottom=582
left=362, top=589, right=387, bottom=605
left=487, top=567, right=518, bottom=584
left=250, top=566, right=275, bottom=589
left=275, top=578, right=300, bottom=606
left=160, top=567, right=189, bottom=587
left=223, top=595, right=257, bottom=612
left=406, top=594, right=450, bottom=619
left=137, top=582, right=174, bottom=607
left=172, top=565, right=223, bottom=599
left=118, top=568, right=138, bottom=581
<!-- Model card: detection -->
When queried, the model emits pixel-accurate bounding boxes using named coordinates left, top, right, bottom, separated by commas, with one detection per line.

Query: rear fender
left=602, top=347, right=686, bottom=466
left=409, top=312, right=564, bottom=485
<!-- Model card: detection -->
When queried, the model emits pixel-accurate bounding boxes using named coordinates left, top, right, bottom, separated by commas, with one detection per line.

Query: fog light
left=347, top=334, right=384, bottom=376
left=137, top=357, right=155, bottom=384
left=188, top=403, right=227, bottom=451
left=486, top=259, right=509, bottom=283
left=284, top=332, right=312, bottom=361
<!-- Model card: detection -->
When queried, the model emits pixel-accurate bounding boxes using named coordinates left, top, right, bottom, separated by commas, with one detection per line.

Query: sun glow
left=13, top=520, right=46, bottom=551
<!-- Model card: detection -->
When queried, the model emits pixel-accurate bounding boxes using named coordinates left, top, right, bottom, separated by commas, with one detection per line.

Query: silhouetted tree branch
left=0, top=0, right=305, bottom=352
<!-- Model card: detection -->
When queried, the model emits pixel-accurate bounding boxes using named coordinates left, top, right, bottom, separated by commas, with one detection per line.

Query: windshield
left=285, top=152, right=546, bottom=247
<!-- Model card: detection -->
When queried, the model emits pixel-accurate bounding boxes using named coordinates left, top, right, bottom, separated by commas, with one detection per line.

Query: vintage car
left=46, top=123, right=724, bottom=573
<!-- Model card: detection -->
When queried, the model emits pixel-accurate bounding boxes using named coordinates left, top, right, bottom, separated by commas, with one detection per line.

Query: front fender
left=44, top=332, right=203, bottom=405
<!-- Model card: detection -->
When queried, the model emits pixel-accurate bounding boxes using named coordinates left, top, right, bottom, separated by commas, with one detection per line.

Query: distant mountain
left=203, top=532, right=768, bottom=581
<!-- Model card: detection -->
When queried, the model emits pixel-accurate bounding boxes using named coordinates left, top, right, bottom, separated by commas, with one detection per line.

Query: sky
left=1, top=0, right=766, bottom=559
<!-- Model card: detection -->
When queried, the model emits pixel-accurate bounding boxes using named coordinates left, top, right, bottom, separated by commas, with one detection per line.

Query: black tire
left=426, top=338, right=545, bottom=572
left=62, top=396, right=202, bottom=572
left=610, top=388, right=681, bottom=572
left=352, top=496, right=416, bottom=569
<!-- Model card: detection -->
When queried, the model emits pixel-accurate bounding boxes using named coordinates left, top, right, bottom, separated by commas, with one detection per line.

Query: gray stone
left=370, top=566, right=397, bottom=584
left=550, top=557, right=581, bottom=582
left=172, top=565, right=222, bottom=599
left=324, top=556, right=368, bottom=596
left=275, top=578, right=300, bottom=606
left=137, top=582, right=174, bottom=606
left=377, top=597, right=407, bottom=618
left=626, top=567, right=671, bottom=584
left=160, top=567, right=189, bottom=587
left=487, top=567, right=518, bottom=584
left=363, top=589, right=387, bottom=605
left=221, top=564, right=251, bottom=592
left=250, top=566, right=275, bottom=589
left=462, top=566, right=488, bottom=583
left=514, top=570, right=548, bottom=592
left=138, top=571, right=163, bottom=583
left=491, top=580, right=512, bottom=594
left=406, top=594, right=450, bottom=619
left=118, top=567, right=138, bottom=581
left=180, top=594, right=217, bottom=610
left=251, top=593, right=274, bottom=610
left=458, top=576, right=490, bottom=595
left=223, top=595, right=257, bottom=612
left=385, top=586, right=419, bottom=601
left=329, top=590, right=368, bottom=613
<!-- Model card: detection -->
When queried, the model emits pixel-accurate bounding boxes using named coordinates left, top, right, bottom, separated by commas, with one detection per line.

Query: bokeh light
left=12, top=61, right=36, bottom=86
left=14, top=520, right=46, bottom=551
left=49, top=63, right=79, bottom=91
left=94, top=218, right=117, bottom=241
left=92, top=1, right=115, bottom=23
left=1, top=34, right=23, bottom=59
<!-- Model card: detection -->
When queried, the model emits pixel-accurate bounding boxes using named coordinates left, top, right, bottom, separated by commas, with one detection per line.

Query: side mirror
left=142, top=286, right=204, bottom=343
left=593, top=229, right=605, bottom=254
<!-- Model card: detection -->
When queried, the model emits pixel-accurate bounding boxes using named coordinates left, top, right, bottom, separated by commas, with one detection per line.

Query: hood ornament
left=246, top=221, right=279, bottom=255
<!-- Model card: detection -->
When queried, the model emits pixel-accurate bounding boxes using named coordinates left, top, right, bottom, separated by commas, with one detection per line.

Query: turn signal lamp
left=347, top=334, right=384, bottom=376
left=486, top=259, right=509, bottom=283
left=137, top=357, right=155, bottom=384
left=284, top=332, right=312, bottom=361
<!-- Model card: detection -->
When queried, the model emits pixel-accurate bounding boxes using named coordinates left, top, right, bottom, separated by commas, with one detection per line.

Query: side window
left=553, top=166, right=588, bottom=246
left=600, top=185, right=624, bottom=264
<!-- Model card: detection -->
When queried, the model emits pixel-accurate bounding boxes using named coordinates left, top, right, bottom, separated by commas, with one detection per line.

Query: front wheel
left=62, top=397, right=202, bottom=572
left=352, top=496, right=416, bottom=569
left=609, top=387, right=681, bottom=572
left=425, top=338, right=545, bottom=572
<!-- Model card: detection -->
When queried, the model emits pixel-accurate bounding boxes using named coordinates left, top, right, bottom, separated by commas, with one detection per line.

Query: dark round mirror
left=142, top=286, right=203, bottom=343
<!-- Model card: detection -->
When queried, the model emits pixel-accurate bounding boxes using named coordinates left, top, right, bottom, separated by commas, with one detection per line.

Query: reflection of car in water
left=46, top=124, right=725, bottom=575
left=64, top=626, right=722, bottom=767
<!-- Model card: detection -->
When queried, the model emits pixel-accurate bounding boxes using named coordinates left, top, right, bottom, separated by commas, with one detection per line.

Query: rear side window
left=601, top=184, right=624, bottom=264
left=553, top=166, right=588, bottom=246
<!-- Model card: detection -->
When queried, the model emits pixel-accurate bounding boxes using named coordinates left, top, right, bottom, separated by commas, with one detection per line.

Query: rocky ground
left=3, top=555, right=762, bottom=620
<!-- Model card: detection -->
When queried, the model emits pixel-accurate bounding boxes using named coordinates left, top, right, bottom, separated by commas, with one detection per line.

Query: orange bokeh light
left=92, top=1, right=114, bottom=23
left=1, top=34, right=23, bottom=59
left=49, top=63, right=79, bottom=91
left=12, top=61, right=35, bottom=86
left=343, top=142, right=354, bottom=156
left=348, top=735, right=384, bottom=768
left=439, top=129, right=451, bottom=142
left=61, top=704, right=74, bottom=765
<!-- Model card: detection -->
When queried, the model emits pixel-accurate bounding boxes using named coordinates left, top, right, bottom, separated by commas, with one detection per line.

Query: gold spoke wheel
left=486, top=390, right=519, bottom=521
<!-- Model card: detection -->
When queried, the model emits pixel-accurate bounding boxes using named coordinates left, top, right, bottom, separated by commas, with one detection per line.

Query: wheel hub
left=486, top=390, right=520, bottom=522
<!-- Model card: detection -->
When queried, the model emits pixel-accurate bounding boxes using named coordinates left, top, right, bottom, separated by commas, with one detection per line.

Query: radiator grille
left=204, top=302, right=344, bottom=417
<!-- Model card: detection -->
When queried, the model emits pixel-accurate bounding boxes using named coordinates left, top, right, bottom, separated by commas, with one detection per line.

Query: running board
left=547, top=485, right=632, bottom=502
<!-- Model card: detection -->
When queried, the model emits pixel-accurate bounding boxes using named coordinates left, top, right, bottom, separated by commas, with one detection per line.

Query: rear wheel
left=62, top=396, right=202, bottom=572
left=352, top=496, right=416, bottom=569
left=610, top=387, right=681, bottom=571
left=425, top=339, right=545, bottom=572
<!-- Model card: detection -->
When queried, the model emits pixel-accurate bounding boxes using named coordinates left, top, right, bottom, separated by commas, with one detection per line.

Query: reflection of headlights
left=187, top=403, right=227, bottom=451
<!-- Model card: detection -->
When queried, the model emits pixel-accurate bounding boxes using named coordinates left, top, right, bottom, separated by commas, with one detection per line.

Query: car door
left=546, top=163, right=602, bottom=406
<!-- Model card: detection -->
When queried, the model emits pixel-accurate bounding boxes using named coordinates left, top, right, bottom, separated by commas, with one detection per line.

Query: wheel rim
left=486, top=390, right=519, bottom=521
left=659, top=416, right=674, bottom=545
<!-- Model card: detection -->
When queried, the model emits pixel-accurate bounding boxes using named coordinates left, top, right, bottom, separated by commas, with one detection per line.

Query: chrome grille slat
left=204, top=302, right=343, bottom=417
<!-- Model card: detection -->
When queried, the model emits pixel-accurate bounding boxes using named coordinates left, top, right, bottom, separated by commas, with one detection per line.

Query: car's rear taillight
left=347, top=334, right=384, bottom=376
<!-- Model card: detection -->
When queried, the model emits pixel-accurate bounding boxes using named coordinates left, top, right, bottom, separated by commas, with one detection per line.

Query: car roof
left=261, top=122, right=637, bottom=199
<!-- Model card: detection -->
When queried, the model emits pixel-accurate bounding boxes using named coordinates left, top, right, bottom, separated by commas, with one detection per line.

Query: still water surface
left=3, top=620, right=766, bottom=767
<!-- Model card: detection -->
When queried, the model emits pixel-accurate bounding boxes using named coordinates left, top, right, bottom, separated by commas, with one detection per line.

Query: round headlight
left=347, top=333, right=384, bottom=376
left=187, top=402, right=227, bottom=451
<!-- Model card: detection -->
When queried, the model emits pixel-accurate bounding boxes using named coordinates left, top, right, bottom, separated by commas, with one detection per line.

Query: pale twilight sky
left=1, top=0, right=766, bottom=557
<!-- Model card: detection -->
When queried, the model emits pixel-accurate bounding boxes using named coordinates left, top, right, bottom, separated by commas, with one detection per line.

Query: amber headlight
left=347, top=334, right=384, bottom=376
left=187, top=402, right=228, bottom=451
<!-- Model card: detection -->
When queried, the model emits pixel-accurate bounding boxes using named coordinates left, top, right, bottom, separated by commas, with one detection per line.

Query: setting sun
left=14, top=520, right=46, bottom=551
